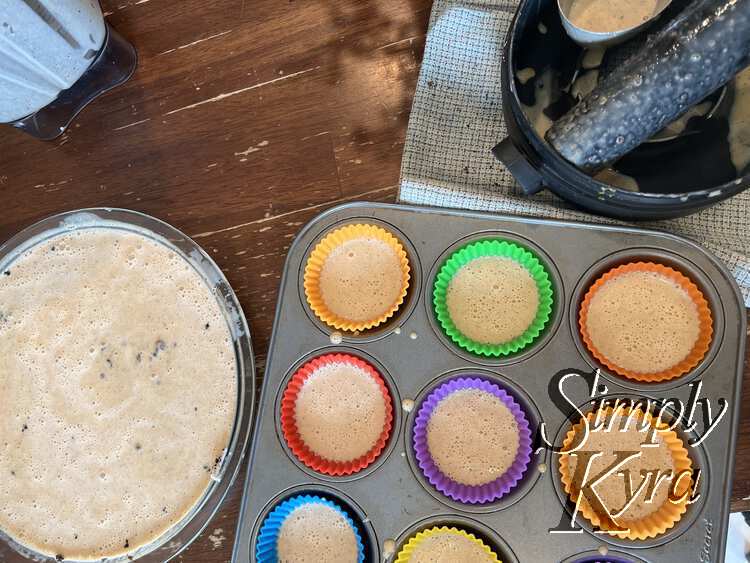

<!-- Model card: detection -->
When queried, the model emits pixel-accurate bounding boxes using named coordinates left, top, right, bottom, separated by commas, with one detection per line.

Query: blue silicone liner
left=255, top=494, right=365, bottom=562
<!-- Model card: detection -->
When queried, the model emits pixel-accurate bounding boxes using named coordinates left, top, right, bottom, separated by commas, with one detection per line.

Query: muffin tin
left=232, top=202, right=746, bottom=562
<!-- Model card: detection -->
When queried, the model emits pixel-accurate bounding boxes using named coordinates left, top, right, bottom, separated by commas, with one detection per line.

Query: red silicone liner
left=280, top=353, right=394, bottom=476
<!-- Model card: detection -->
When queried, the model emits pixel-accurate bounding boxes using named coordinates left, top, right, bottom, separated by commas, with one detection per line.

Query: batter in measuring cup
left=0, top=227, right=237, bottom=560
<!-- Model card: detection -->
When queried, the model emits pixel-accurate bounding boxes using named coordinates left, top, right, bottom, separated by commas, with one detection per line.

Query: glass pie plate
left=0, top=208, right=255, bottom=562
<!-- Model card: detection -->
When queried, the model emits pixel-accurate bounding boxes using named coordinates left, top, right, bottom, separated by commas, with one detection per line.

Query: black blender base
left=10, top=23, right=137, bottom=141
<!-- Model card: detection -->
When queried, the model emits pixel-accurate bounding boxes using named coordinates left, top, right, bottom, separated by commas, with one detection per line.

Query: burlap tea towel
left=398, top=0, right=750, bottom=306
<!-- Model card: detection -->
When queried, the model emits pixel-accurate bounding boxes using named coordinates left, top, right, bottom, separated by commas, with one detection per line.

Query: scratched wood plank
left=0, top=0, right=429, bottom=240
left=0, top=0, right=748, bottom=561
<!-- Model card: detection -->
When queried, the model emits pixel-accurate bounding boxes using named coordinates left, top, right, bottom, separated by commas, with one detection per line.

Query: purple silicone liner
left=413, top=376, right=533, bottom=504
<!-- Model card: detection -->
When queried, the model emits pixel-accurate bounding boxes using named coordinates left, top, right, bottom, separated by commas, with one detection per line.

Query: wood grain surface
left=0, top=0, right=747, bottom=561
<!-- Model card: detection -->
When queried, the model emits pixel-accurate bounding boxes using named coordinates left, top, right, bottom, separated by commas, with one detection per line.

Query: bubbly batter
left=318, top=236, right=405, bottom=324
left=276, top=503, right=359, bottom=563
left=410, top=530, right=495, bottom=563
left=584, top=270, right=701, bottom=374
left=566, top=412, right=677, bottom=522
left=0, top=228, right=237, bottom=560
left=446, top=256, right=539, bottom=345
left=427, top=389, right=519, bottom=486
left=294, top=361, right=387, bottom=463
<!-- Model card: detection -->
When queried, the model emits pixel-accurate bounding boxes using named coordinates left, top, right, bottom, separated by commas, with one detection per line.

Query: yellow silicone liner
left=558, top=405, right=693, bottom=540
left=303, top=223, right=411, bottom=331
left=579, top=262, right=713, bottom=382
left=395, top=526, right=501, bottom=562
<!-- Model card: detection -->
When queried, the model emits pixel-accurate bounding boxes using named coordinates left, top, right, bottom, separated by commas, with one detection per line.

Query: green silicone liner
left=433, top=239, right=554, bottom=357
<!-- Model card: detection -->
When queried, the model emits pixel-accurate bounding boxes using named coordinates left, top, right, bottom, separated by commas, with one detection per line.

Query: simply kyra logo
left=539, top=369, right=728, bottom=537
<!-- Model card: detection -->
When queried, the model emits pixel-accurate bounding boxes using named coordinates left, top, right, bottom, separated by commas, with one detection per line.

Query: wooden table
left=0, top=0, right=747, bottom=561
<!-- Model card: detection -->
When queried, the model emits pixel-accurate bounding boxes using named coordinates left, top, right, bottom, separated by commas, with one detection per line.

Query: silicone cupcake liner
left=303, top=223, right=411, bottom=331
left=395, top=526, right=501, bottom=563
left=413, top=377, right=533, bottom=504
left=558, top=406, right=693, bottom=540
left=281, top=353, right=394, bottom=476
left=433, top=239, right=554, bottom=357
left=255, top=494, right=365, bottom=563
left=579, top=262, right=713, bottom=382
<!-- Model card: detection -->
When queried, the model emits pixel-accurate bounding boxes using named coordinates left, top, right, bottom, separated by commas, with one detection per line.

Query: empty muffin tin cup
left=413, top=376, right=533, bottom=504
left=395, top=525, right=500, bottom=562
left=303, top=223, right=411, bottom=332
left=432, top=239, right=554, bottom=357
left=578, top=262, right=713, bottom=383
left=280, top=353, right=394, bottom=476
left=558, top=405, right=693, bottom=540
left=255, top=494, right=365, bottom=562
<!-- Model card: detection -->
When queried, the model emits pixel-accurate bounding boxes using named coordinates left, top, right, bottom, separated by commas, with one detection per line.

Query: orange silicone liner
left=579, top=262, right=713, bottom=382
left=280, top=353, right=394, bottom=476
left=303, top=223, right=411, bottom=332
left=558, top=405, right=693, bottom=540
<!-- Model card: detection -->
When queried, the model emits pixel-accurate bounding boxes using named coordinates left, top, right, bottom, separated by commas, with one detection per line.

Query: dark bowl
left=493, top=0, right=750, bottom=220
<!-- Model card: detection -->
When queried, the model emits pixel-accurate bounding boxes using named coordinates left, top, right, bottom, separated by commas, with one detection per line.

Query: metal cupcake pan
left=232, top=202, right=746, bottom=562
